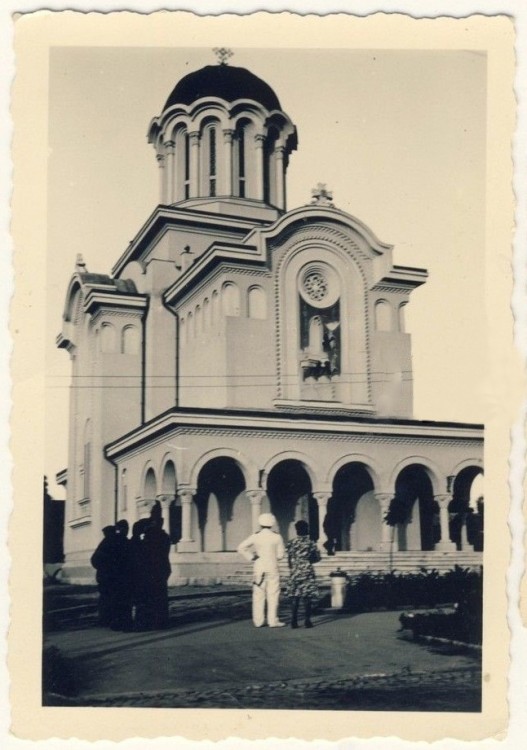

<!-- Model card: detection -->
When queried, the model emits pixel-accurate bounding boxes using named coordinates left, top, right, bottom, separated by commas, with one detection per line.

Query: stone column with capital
left=156, top=494, right=175, bottom=539
left=313, top=491, right=331, bottom=552
left=164, top=141, right=175, bottom=204
left=246, top=489, right=266, bottom=532
left=434, top=494, right=456, bottom=551
left=222, top=128, right=234, bottom=195
left=254, top=133, right=266, bottom=200
left=275, top=146, right=286, bottom=210
left=177, top=488, right=197, bottom=552
left=375, top=493, right=395, bottom=552
left=189, top=132, right=200, bottom=198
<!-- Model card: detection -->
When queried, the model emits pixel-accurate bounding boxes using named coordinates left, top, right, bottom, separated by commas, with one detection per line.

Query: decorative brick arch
left=326, top=453, right=383, bottom=490
left=262, top=450, right=323, bottom=490
left=188, top=447, right=258, bottom=489
left=449, top=458, right=483, bottom=478
left=160, top=453, right=178, bottom=495
left=388, top=456, right=443, bottom=496
left=141, top=462, right=158, bottom=499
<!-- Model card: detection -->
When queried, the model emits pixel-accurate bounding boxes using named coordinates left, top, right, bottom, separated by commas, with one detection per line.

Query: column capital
left=313, top=491, right=331, bottom=505
left=223, top=128, right=235, bottom=142
left=164, top=140, right=175, bottom=151
left=156, top=154, right=165, bottom=164
left=434, top=494, right=452, bottom=507
left=246, top=489, right=266, bottom=505
left=156, top=493, right=176, bottom=504
left=177, top=487, right=196, bottom=504
left=188, top=131, right=201, bottom=143
left=254, top=133, right=266, bottom=146
left=374, top=492, right=393, bottom=509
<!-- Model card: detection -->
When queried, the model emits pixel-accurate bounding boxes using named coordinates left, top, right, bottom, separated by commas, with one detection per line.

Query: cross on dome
left=311, top=183, right=334, bottom=207
left=213, top=47, right=234, bottom=66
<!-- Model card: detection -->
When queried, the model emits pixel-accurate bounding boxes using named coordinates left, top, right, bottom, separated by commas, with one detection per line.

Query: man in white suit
left=237, top=513, right=286, bottom=628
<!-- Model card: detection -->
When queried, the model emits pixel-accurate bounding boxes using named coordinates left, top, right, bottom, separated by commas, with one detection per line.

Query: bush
left=345, top=566, right=482, bottom=614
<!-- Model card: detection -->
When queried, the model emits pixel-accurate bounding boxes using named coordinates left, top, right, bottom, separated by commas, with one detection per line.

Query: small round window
left=298, top=262, right=340, bottom=308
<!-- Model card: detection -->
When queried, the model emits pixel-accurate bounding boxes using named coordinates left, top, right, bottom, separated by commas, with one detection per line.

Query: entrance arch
left=449, top=466, right=484, bottom=551
left=194, top=457, right=249, bottom=551
left=328, top=462, right=378, bottom=551
left=393, top=464, right=438, bottom=551
left=266, top=460, right=318, bottom=542
left=161, top=459, right=181, bottom=544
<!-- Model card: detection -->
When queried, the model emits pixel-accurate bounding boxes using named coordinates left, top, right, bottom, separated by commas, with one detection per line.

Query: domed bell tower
left=147, top=51, right=298, bottom=218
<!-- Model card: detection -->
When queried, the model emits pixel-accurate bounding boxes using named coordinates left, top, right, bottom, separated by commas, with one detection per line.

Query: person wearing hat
left=237, top=512, right=286, bottom=628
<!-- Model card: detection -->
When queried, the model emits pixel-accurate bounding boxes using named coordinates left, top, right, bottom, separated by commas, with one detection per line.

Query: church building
left=57, top=54, right=484, bottom=584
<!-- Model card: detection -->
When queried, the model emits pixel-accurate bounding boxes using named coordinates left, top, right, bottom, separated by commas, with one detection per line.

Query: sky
left=46, top=46, right=487, bottom=495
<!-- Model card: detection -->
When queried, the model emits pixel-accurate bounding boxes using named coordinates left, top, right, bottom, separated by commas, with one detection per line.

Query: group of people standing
left=91, top=502, right=171, bottom=632
left=237, top=513, right=320, bottom=629
left=92, top=508, right=320, bottom=633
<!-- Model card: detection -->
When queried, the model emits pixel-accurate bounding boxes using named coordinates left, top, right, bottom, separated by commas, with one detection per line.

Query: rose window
left=303, top=271, right=328, bottom=302
left=298, top=262, right=340, bottom=308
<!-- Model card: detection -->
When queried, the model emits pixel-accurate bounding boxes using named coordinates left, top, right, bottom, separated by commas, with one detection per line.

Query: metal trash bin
left=330, top=568, right=348, bottom=609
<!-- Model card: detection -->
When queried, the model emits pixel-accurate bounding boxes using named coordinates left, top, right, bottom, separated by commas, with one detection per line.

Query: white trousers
left=252, top=571, right=280, bottom=626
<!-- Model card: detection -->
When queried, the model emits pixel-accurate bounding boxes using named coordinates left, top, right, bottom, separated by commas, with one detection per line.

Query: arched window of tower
left=100, top=322, right=116, bottom=353
left=121, top=324, right=139, bottom=355
left=222, top=282, right=241, bottom=317
left=375, top=300, right=392, bottom=332
left=263, top=127, right=279, bottom=205
left=247, top=286, right=267, bottom=319
left=195, top=304, right=202, bottom=334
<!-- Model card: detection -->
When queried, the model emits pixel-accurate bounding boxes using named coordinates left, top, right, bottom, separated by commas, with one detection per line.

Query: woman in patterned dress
left=285, top=520, right=321, bottom=628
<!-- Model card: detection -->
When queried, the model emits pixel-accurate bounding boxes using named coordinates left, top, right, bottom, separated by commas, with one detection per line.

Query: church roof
left=163, top=64, right=281, bottom=112
left=77, top=273, right=138, bottom=295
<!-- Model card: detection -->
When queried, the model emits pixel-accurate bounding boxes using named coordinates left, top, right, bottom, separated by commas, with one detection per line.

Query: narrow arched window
left=209, top=127, right=217, bottom=197
left=187, top=311, right=193, bottom=339
left=248, top=286, right=267, bottom=319
left=184, top=132, right=190, bottom=199
left=100, top=322, right=116, bottom=353
left=375, top=300, right=392, bottom=332
left=195, top=304, right=202, bottom=334
left=203, top=297, right=210, bottom=329
left=222, top=282, right=240, bottom=316
left=237, top=126, right=246, bottom=198
left=121, top=325, right=139, bottom=354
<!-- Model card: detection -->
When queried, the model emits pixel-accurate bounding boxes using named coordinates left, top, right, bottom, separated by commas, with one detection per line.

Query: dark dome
left=163, top=65, right=281, bottom=112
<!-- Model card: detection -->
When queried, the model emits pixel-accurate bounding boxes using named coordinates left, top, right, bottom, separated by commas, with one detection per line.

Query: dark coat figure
left=90, top=525, right=117, bottom=626
left=143, top=503, right=171, bottom=629
left=110, top=519, right=133, bottom=631
left=129, top=518, right=151, bottom=630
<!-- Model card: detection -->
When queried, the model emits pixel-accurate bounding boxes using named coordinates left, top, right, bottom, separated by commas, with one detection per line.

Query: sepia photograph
left=8, top=9, right=518, bottom=744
